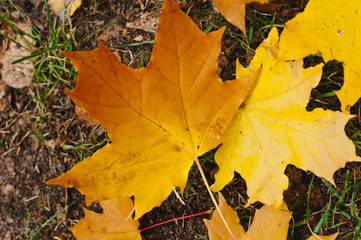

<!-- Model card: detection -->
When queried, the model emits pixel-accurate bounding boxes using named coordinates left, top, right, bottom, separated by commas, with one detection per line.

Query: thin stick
left=139, top=210, right=211, bottom=232
left=137, top=0, right=145, bottom=10
left=193, top=156, right=237, bottom=240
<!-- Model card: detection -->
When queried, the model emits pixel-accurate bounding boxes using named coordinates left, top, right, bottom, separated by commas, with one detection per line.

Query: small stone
left=2, top=184, right=14, bottom=196
left=7, top=217, right=14, bottom=224
left=134, top=35, right=144, bottom=42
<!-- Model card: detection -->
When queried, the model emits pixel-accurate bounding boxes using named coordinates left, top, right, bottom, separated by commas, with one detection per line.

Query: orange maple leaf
left=212, top=0, right=269, bottom=34
left=70, top=197, right=141, bottom=240
left=46, top=0, right=259, bottom=219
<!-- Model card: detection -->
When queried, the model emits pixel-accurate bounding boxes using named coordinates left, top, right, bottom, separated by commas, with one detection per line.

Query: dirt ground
left=1, top=0, right=361, bottom=239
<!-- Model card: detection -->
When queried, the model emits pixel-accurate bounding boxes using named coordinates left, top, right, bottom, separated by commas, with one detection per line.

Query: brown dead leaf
left=0, top=23, right=34, bottom=91
left=1, top=184, right=15, bottom=196
left=253, top=2, right=282, bottom=14
left=98, top=24, right=126, bottom=46
left=4, top=231, right=11, bottom=240
left=126, top=10, right=161, bottom=33
left=75, top=105, right=98, bottom=127
left=0, top=81, right=6, bottom=99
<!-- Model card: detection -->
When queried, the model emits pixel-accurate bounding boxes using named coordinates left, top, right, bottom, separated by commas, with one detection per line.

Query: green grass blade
left=113, top=41, right=155, bottom=48
left=44, top=0, right=55, bottom=41
left=203, top=25, right=214, bottom=34
left=313, top=195, right=332, bottom=233
left=306, top=175, right=315, bottom=220
left=322, top=178, right=341, bottom=199
left=11, top=49, right=48, bottom=64
left=353, top=220, right=361, bottom=240
left=34, top=208, right=66, bottom=238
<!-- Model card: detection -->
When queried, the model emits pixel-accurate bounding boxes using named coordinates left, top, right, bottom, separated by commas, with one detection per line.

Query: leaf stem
left=193, top=156, right=237, bottom=240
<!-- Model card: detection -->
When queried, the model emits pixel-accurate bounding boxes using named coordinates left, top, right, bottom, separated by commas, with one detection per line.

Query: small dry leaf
left=1, top=184, right=15, bottom=196
left=4, top=231, right=11, bottom=240
left=0, top=23, right=34, bottom=90
left=126, top=10, right=160, bottom=33
left=75, top=105, right=98, bottom=127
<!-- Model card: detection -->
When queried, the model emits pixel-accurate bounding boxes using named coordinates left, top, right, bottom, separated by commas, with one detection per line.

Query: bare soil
left=1, top=0, right=361, bottom=239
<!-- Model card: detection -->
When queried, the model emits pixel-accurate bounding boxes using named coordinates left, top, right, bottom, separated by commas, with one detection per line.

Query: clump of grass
left=245, top=7, right=286, bottom=44
left=61, top=133, right=109, bottom=162
left=1, top=0, right=77, bottom=120
left=301, top=168, right=361, bottom=239
left=0, top=2, right=106, bottom=237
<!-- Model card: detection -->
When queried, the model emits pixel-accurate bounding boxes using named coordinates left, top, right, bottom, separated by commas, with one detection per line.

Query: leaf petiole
left=193, top=156, right=237, bottom=240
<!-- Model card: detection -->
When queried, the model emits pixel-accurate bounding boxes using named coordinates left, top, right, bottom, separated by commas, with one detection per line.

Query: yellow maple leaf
left=204, top=193, right=338, bottom=240
left=70, top=197, right=141, bottom=240
left=307, top=235, right=338, bottom=240
left=212, top=0, right=268, bottom=34
left=278, top=0, right=361, bottom=113
left=46, top=0, right=259, bottom=219
left=48, top=0, right=82, bottom=16
left=211, top=28, right=360, bottom=210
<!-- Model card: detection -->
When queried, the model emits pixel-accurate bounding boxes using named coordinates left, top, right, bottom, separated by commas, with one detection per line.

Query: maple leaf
left=212, top=0, right=268, bottom=34
left=46, top=0, right=259, bottom=219
left=70, top=197, right=141, bottom=240
left=205, top=193, right=249, bottom=239
left=204, top=193, right=338, bottom=240
left=307, top=236, right=338, bottom=240
left=278, top=0, right=361, bottom=113
left=211, top=28, right=360, bottom=209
